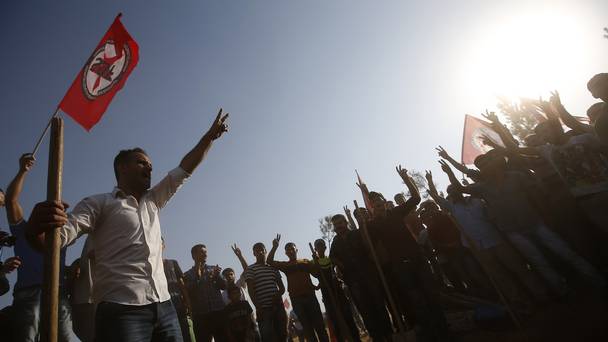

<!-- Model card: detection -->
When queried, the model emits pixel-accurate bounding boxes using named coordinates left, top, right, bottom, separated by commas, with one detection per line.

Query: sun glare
left=461, top=10, right=588, bottom=103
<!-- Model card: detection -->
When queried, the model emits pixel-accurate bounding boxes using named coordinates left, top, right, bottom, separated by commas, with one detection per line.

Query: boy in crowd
left=224, top=285, right=257, bottom=342
left=244, top=242, right=287, bottom=342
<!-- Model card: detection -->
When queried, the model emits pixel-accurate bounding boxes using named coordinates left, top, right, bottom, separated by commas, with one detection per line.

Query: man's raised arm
left=439, top=160, right=470, bottom=194
left=6, top=154, right=35, bottom=225
left=436, top=146, right=480, bottom=180
left=394, top=165, right=421, bottom=216
left=179, top=108, right=229, bottom=174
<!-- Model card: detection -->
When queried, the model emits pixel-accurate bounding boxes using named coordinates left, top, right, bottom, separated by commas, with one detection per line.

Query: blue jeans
left=12, top=286, right=72, bottom=342
left=95, top=300, right=183, bottom=342
left=291, top=294, right=329, bottom=342
left=506, top=224, right=606, bottom=296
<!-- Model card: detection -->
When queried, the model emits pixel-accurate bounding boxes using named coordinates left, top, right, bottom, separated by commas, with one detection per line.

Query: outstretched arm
left=425, top=170, right=442, bottom=203
left=436, top=146, right=479, bottom=177
left=439, top=160, right=470, bottom=194
left=231, top=244, right=249, bottom=271
left=6, top=154, right=35, bottom=225
left=550, top=91, right=592, bottom=135
left=267, top=234, right=281, bottom=266
left=179, top=108, right=229, bottom=174
left=343, top=205, right=357, bottom=230
left=394, top=165, right=422, bottom=217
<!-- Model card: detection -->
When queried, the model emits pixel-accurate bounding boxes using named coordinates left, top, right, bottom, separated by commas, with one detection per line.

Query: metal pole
left=32, top=108, right=60, bottom=157
left=41, top=117, right=63, bottom=342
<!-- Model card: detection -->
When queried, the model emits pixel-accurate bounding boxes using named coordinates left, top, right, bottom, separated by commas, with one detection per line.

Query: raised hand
left=436, top=146, right=449, bottom=160
left=482, top=110, right=499, bottom=124
left=207, top=108, right=229, bottom=140
left=343, top=205, right=351, bottom=216
left=438, top=159, right=452, bottom=174
left=396, top=164, right=410, bottom=180
left=19, top=153, right=35, bottom=172
left=353, top=200, right=359, bottom=209
left=549, top=90, right=565, bottom=111
left=231, top=244, right=242, bottom=258
left=272, top=234, right=281, bottom=249
left=480, top=134, right=498, bottom=148
left=425, top=170, right=433, bottom=183
left=211, top=264, right=222, bottom=278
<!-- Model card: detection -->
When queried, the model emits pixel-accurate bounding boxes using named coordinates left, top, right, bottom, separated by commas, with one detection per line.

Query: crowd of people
left=1, top=73, right=608, bottom=342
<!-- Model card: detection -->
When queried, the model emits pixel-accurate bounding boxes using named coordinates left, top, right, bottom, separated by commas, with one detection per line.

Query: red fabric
left=59, top=14, right=139, bottom=131
left=461, top=115, right=504, bottom=165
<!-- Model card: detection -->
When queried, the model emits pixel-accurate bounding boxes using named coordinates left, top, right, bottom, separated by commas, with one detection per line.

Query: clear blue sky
left=1, top=0, right=607, bottom=310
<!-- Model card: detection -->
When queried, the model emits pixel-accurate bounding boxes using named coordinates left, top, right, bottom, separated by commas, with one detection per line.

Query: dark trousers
left=95, top=300, right=183, bottom=342
left=192, top=310, right=228, bottom=342
left=347, top=277, right=393, bottom=341
left=390, top=259, right=451, bottom=342
left=321, top=285, right=361, bottom=342
left=257, top=304, right=287, bottom=342
left=291, top=294, right=329, bottom=342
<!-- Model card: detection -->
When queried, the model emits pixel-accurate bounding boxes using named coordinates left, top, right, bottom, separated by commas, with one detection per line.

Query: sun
left=460, top=10, right=588, bottom=103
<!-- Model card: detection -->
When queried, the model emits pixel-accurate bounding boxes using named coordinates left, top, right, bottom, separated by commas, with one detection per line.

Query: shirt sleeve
left=148, top=167, right=191, bottom=210
left=59, top=196, right=101, bottom=248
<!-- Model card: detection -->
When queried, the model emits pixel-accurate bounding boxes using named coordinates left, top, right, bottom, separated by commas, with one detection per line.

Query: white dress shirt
left=59, top=166, right=190, bottom=305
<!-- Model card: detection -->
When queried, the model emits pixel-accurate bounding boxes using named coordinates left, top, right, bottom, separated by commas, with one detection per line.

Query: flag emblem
left=82, top=41, right=132, bottom=100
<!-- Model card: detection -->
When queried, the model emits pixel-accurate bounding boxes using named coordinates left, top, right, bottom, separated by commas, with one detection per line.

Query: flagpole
left=40, top=117, right=64, bottom=342
left=32, top=108, right=60, bottom=157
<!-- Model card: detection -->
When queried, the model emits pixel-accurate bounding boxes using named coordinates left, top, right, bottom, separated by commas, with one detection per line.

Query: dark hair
left=113, top=148, right=148, bottom=182
left=473, top=149, right=504, bottom=169
left=314, top=239, right=325, bottom=248
left=0, top=188, right=4, bottom=194
left=222, top=268, right=235, bottom=277
left=331, top=214, right=346, bottom=222
left=587, top=102, right=607, bottom=122
left=285, top=242, right=296, bottom=250
left=190, top=244, right=206, bottom=256
left=368, top=191, right=385, bottom=201
left=253, top=242, right=265, bottom=252
left=587, top=73, right=608, bottom=93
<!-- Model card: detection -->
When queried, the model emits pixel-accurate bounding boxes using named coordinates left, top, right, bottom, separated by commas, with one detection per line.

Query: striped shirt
left=243, top=263, right=281, bottom=309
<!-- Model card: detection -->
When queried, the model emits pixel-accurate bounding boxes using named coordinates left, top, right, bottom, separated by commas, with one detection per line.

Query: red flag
left=59, top=14, right=139, bottom=131
left=461, top=115, right=504, bottom=165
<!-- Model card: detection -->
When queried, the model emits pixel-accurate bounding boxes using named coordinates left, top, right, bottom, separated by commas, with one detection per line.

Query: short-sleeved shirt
left=184, top=264, right=226, bottom=315
left=10, top=220, right=66, bottom=291
left=367, top=200, right=422, bottom=263
left=243, top=263, right=281, bottom=309
left=271, top=259, right=316, bottom=298
left=467, top=171, right=542, bottom=232
left=438, top=197, right=503, bottom=249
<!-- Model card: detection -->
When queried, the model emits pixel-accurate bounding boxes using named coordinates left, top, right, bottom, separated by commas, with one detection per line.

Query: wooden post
left=41, top=117, right=63, bottom=342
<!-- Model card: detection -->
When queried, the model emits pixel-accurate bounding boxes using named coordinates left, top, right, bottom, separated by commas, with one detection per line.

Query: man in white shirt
left=26, top=109, right=229, bottom=342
